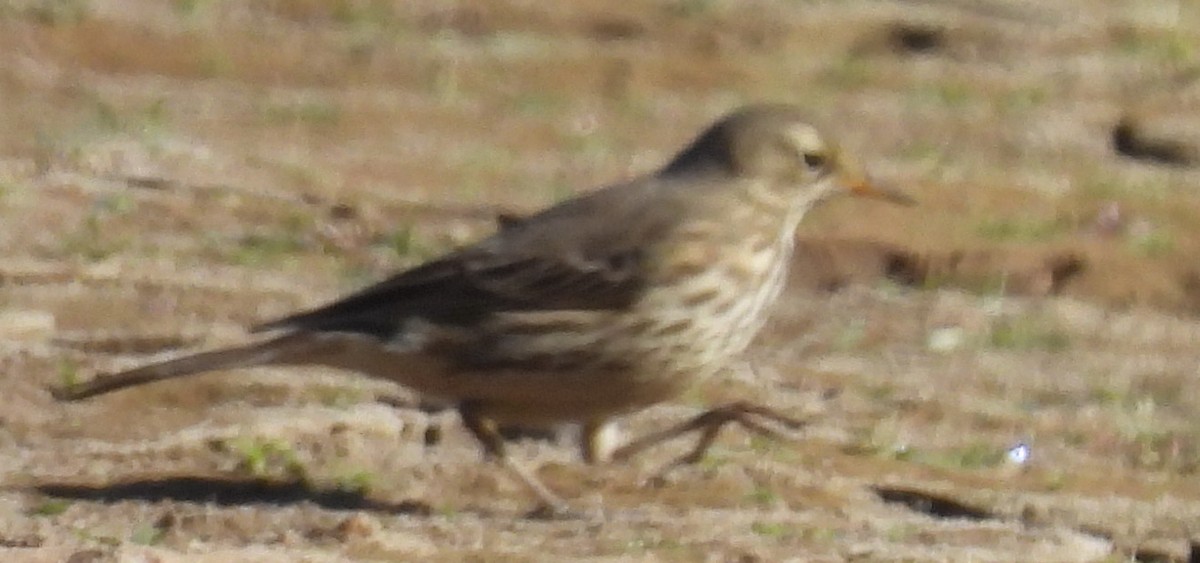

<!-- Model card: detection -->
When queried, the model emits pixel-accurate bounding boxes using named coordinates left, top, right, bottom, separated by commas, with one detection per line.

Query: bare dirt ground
left=2, top=0, right=1200, bottom=560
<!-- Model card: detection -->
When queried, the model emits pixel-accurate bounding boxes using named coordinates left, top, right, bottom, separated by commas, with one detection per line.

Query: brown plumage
left=53, top=104, right=912, bottom=513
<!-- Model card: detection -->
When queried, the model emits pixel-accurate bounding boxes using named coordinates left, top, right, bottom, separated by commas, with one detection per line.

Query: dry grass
left=2, top=0, right=1200, bottom=560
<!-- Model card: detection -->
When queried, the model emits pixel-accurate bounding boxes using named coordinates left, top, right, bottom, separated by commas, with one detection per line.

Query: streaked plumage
left=53, top=104, right=911, bottom=512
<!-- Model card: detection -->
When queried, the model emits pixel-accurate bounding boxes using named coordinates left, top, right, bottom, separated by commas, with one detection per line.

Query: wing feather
left=253, top=177, right=687, bottom=338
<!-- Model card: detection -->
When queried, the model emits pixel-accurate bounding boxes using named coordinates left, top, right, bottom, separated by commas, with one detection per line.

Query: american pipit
left=53, top=104, right=911, bottom=513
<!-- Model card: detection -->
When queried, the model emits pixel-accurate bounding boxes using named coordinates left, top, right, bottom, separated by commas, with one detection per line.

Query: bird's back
left=253, top=175, right=695, bottom=339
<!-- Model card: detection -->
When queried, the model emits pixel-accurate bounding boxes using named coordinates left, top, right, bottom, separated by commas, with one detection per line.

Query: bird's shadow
left=32, top=476, right=432, bottom=515
left=871, top=485, right=993, bottom=521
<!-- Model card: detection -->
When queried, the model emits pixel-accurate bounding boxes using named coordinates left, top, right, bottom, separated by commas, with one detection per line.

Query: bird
left=52, top=104, right=913, bottom=514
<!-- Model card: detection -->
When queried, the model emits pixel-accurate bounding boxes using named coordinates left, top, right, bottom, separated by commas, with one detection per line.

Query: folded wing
left=254, top=178, right=686, bottom=339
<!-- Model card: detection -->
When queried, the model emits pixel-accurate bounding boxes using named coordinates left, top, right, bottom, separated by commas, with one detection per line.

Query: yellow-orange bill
left=843, top=175, right=917, bottom=206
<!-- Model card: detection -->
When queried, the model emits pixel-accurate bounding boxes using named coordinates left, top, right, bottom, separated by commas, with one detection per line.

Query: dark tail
left=52, top=334, right=314, bottom=401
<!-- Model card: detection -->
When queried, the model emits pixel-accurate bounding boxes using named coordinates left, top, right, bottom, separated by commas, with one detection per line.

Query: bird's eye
left=802, top=152, right=827, bottom=169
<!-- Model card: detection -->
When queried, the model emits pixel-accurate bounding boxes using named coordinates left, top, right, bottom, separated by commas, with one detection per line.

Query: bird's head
left=662, top=104, right=914, bottom=216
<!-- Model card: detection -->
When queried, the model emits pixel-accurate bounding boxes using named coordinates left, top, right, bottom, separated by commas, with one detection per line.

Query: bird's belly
left=409, top=242, right=790, bottom=425
left=440, top=364, right=688, bottom=426
left=407, top=311, right=690, bottom=422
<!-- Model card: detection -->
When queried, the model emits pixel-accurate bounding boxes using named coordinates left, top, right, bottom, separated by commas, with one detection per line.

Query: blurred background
left=3, top=0, right=1200, bottom=310
left=1, top=1, right=1199, bottom=561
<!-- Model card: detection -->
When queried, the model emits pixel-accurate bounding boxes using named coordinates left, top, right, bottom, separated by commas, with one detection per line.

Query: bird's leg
left=376, top=395, right=560, bottom=447
left=457, top=402, right=571, bottom=517
left=610, top=401, right=810, bottom=472
left=579, top=419, right=622, bottom=464
left=374, top=395, right=452, bottom=447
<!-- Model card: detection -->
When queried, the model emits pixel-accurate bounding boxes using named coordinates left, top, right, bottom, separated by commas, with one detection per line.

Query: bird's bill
left=840, top=172, right=916, bottom=205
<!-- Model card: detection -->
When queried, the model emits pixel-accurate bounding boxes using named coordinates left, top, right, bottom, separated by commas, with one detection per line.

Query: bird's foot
left=611, top=401, right=811, bottom=482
